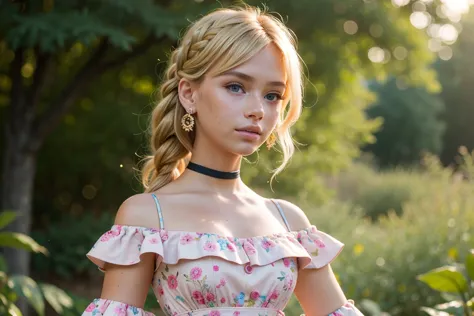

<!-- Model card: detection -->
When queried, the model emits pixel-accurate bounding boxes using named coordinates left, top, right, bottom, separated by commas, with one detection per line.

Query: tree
left=438, top=10, right=474, bottom=165
left=364, top=77, right=445, bottom=167
left=0, top=1, right=212, bottom=313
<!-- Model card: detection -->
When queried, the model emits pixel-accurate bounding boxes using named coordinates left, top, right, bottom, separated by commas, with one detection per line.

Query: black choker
left=186, top=161, right=240, bottom=179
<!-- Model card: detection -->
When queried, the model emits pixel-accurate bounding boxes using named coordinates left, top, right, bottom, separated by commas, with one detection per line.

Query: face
left=185, top=43, right=287, bottom=157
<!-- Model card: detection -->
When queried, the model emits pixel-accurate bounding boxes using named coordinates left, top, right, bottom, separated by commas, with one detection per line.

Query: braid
left=141, top=49, right=191, bottom=192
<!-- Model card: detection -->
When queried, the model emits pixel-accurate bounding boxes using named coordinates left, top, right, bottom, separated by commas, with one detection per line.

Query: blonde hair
left=142, top=5, right=303, bottom=192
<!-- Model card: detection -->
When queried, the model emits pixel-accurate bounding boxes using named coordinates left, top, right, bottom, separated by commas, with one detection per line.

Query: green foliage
left=0, top=212, right=73, bottom=316
left=327, top=162, right=431, bottom=220
left=366, top=77, right=446, bottom=167
left=32, top=212, right=115, bottom=279
left=418, top=250, right=474, bottom=316
left=283, top=157, right=474, bottom=316
left=0, top=0, right=197, bottom=52
left=438, top=11, right=474, bottom=165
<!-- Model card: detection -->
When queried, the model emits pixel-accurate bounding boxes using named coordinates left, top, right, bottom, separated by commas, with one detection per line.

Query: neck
left=180, top=154, right=244, bottom=192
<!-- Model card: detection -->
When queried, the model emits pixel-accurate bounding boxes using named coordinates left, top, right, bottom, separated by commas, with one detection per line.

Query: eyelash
left=225, top=83, right=283, bottom=101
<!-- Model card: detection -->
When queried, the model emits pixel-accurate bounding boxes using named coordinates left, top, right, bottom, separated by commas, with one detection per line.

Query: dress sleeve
left=328, top=300, right=364, bottom=316
left=86, top=225, right=165, bottom=272
left=300, top=300, right=365, bottom=316
left=295, top=225, right=345, bottom=269
left=82, top=298, right=156, bottom=316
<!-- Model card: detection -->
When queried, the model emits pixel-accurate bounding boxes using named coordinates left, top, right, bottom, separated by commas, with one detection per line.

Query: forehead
left=211, top=43, right=287, bottom=84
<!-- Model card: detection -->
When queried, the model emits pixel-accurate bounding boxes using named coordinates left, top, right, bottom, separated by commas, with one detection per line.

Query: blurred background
left=0, top=0, right=473, bottom=315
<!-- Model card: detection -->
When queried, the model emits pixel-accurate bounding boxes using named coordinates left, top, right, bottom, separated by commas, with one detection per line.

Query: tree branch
left=97, top=33, right=159, bottom=71
left=31, top=39, right=110, bottom=149
left=31, top=33, right=163, bottom=150
left=6, top=47, right=25, bottom=138
left=27, top=48, right=53, bottom=109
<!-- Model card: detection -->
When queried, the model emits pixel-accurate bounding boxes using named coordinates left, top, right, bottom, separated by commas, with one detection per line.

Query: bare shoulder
left=114, top=193, right=160, bottom=228
left=273, top=199, right=312, bottom=231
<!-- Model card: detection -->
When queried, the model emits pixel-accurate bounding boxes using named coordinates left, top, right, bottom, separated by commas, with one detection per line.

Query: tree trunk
left=1, top=122, right=37, bottom=315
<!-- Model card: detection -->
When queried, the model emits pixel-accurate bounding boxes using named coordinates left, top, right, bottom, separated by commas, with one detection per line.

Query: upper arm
left=99, top=193, right=160, bottom=308
left=275, top=199, right=347, bottom=315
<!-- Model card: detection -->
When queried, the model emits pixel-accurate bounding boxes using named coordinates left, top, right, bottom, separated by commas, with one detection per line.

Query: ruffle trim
left=82, top=298, right=155, bottom=316
left=86, top=225, right=344, bottom=271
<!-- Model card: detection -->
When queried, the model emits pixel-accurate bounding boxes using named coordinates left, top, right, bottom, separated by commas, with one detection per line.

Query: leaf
left=433, top=300, right=465, bottom=315
left=0, top=211, right=17, bottom=229
left=417, top=266, right=468, bottom=293
left=8, top=302, right=23, bottom=316
left=465, top=249, right=474, bottom=281
left=0, top=232, right=48, bottom=255
left=359, top=299, right=382, bottom=314
left=420, top=307, right=451, bottom=316
left=0, top=254, right=8, bottom=272
left=39, top=283, right=73, bottom=314
left=9, top=275, right=44, bottom=316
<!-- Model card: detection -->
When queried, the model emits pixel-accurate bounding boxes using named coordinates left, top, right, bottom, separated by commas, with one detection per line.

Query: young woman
left=82, top=6, right=364, bottom=316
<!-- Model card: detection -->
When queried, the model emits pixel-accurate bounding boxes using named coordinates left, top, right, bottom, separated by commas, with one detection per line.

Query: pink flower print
left=233, top=312, right=241, bottom=316
left=149, top=238, right=159, bottom=244
left=85, top=303, right=95, bottom=312
left=283, top=258, right=291, bottom=268
left=157, top=285, right=164, bottom=296
left=261, top=301, right=269, bottom=308
left=250, top=290, right=260, bottom=300
left=213, top=265, right=219, bottom=271
left=192, top=291, right=205, bottom=304
left=99, top=300, right=111, bottom=313
left=221, top=297, right=226, bottom=303
left=99, top=230, right=118, bottom=242
left=190, top=267, right=202, bottom=280
left=113, top=305, right=127, bottom=316
left=227, top=242, right=236, bottom=252
left=270, top=290, right=280, bottom=300
left=206, top=292, right=215, bottom=302
left=219, top=278, right=226, bottom=286
left=287, top=278, right=294, bottom=289
left=167, top=275, right=178, bottom=290
left=160, top=230, right=168, bottom=241
left=315, top=239, right=326, bottom=248
left=330, top=312, right=343, bottom=316
left=261, top=239, right=275, bottom=252
left=192, top=290, right=203, bottom=300
left=209, top=311, right=220, bottom=316
left=180, top=233, right=194, bottom=245
left=243, top=242, right=256, bottom=255
left=203, top=241, right=217, bottom=252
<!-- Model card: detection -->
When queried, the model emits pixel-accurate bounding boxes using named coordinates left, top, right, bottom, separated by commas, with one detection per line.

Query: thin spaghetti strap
left=270, top=199, right=292, bottom=232
left=151, top=193, right=165, bottom=229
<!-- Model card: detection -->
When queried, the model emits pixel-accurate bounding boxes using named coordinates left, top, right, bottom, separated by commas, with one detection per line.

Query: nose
left=245, top=95, right=264, bottom=121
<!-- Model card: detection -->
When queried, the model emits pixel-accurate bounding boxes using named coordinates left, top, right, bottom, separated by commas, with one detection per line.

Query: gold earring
left=266, top=132, right=277, bottom=149
left=181, top=110, right=195, bottom=132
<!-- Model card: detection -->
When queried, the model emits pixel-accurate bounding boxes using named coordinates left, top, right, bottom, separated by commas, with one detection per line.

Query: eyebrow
left=219, top=70, right=286, bottom=88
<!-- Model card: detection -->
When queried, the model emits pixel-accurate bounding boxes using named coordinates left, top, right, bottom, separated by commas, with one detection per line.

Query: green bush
left=0, top=211, right=74, bottom=316
left=284, top=160, right=474, bottom=316
left=32, top=212, right=115, bottom=279
left=327, top=162, right=445, bottom=221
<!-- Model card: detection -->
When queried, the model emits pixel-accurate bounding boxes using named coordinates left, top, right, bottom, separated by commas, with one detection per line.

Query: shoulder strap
left=151, top=193, right=164, bottom=229
left=270, top=199, right=291, bottom=232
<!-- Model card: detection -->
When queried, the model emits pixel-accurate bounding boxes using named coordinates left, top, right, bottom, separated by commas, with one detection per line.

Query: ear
left=178, top=78, right=198, bottom=112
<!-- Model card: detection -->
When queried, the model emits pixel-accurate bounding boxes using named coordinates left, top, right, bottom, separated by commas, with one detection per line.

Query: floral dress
left=82, top=197, right=347, bottom=316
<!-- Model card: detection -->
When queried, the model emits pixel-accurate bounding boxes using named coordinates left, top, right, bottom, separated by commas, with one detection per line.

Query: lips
left=235, top=126, right=262, bottom=135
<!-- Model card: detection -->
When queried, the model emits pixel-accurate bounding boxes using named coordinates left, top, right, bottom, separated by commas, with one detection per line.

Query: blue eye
left=265, top=93, right=282, bottom=102
left=226, top=84, right=244, bottom=93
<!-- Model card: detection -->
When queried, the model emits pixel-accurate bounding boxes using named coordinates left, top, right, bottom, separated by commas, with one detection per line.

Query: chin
left=229, top=144, right=260, bottom=157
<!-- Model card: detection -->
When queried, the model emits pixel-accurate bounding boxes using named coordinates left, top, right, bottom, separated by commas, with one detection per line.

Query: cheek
left=204, top=89, right=241, bottom=120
